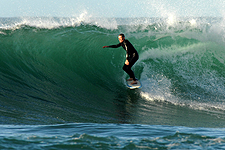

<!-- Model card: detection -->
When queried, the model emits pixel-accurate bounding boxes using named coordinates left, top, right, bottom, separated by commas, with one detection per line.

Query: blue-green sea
left=1, top=16, right=225, bottom=149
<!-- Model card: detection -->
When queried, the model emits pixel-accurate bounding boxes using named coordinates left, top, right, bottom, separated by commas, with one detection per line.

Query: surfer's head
left=118, top=34, right=125, bottom=43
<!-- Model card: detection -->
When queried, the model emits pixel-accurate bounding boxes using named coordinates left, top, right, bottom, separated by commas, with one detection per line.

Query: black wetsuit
left=108, top=39, right=139, bottom=80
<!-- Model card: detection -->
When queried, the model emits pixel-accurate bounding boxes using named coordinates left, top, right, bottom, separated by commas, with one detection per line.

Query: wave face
left=1, top=17, right=225, bottom=127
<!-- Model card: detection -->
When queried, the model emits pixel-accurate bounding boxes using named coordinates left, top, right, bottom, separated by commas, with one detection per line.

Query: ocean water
left=1, top=16, right=225, bottom=149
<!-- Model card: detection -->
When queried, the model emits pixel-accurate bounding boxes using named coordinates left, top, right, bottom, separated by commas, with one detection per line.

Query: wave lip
left=0, top=16, right=119, bottom=30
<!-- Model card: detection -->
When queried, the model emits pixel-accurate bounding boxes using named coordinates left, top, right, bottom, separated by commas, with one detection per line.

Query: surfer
left=103, top=34, right=139, bottom=84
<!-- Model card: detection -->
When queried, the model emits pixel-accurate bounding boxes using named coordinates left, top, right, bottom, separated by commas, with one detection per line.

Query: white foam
left=0, top=10, right=119, bottom=30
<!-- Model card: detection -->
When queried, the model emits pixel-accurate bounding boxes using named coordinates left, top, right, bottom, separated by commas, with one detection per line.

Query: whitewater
left=1, top=15, right=225, bottom=149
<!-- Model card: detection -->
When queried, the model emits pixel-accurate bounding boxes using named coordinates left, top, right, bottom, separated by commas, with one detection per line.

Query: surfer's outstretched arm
left=103, top=43, right=122, bottom=49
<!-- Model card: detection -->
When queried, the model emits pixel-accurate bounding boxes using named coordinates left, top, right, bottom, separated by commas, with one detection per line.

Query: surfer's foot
left=127, top=78, right=133, bottom=81
left=131, top=80, right=137, bottom=85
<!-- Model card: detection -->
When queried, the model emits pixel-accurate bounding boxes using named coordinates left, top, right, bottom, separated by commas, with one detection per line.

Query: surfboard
left=126, top=79, right=142, bottom=89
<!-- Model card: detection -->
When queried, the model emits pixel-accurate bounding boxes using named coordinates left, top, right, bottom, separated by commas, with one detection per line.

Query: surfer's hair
left=119, top=34, right=125, bottom=38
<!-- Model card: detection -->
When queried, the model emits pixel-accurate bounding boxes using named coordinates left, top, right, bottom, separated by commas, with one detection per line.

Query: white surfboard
left=126, top=79, right=142, bottom=89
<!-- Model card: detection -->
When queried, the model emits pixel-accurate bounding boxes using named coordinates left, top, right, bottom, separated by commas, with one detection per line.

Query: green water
left=1, top=17, right=225, bottom=149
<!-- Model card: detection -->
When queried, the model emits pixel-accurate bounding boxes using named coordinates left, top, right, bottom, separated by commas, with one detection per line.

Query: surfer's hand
left=102, top=46, right=108, bottom=48
left=125, top=60, right=129, bottom=65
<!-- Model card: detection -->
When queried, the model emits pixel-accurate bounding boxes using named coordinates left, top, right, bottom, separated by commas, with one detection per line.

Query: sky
left=0, top=0, right=224, bottom=18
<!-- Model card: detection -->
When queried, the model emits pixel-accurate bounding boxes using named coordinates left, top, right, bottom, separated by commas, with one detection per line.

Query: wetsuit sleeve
left=108, top=43, right=122, bottom=48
